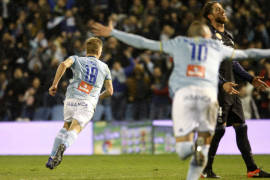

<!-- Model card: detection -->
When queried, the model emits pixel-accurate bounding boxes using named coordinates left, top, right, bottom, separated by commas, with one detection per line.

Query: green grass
left=0, top=155, right=270, bottom=180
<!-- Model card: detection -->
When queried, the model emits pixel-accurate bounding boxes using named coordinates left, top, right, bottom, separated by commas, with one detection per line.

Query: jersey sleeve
left=68, top=55, right=77, bottom=69
left=221, top=45, right=270, bottom=60
left=161, top=36, right=183, bottom=55
left=221, top=45, right=235, bottom=59
left=69, top=55, right=76, bottom=63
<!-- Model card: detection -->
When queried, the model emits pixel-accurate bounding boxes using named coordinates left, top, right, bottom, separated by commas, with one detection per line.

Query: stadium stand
left=0, top=0, right=270, bottom=121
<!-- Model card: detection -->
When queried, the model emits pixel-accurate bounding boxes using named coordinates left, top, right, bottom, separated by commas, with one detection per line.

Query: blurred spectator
left=48, top=0, right=75, bottom=15
left=61, top=10, right=77, bottom=33
left=140, top=15, right=159, bottom=39
left=239, top=82, right=260, bottom=120
left=160, top=25, right=175, bottom=41
left=122, top=15, right=139, bottom=33
left=125, top=64, right=151, bottom=120
left=149, top=67, right=170, bottom=119
left=92, top=98, right=113, bottom=121
left=159, top=0, right=171, bottom=27
left=0, top=71, right=7, bottom=99
left=255, top=60, right=270, bottom=118
left=144, top=0, right=159, bottom=17
left=0, top=71, right=8, bottom=120
left=3, top=67, right=27, bottom=121
left=103, top=37, right=120, bottom=67
left=129, top=0, right=144, bottom=17
left=111, top=47, right=135, bottom=120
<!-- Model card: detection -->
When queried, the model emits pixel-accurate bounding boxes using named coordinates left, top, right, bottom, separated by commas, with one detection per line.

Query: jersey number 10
left=85, top=65, right=98, bottom=85
left=189, top=42, right=208, bottom=61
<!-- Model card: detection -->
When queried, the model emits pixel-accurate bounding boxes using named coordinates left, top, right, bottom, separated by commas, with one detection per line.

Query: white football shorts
left=64, top=98, right=96, bottom=128
left=172, top=86, right=218, bottom=137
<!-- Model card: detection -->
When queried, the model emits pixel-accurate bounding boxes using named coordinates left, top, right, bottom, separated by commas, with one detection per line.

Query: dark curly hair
left=202, top=1, right=219, bottom=21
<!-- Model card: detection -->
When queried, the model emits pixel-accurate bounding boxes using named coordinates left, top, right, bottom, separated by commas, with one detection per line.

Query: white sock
left=63, top=130, right=78, bottom=148
left=175, top=141, right=193, bottom=160
left=50, top=128, right=67, bottom=157
left=186, top=145, right=210, bottom=180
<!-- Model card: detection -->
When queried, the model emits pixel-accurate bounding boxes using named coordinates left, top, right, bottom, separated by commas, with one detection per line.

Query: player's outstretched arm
left=49, top=58, right=73, bottom=96
left=91, top=21, right=161, bottom=51
left=234, top=49, right=270, bottom=59
left=222, top=45, right=270, bottom=60
left=99, top=80, right=113, bottom=101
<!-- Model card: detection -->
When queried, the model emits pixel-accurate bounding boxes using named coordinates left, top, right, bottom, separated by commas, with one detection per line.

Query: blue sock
left=50, top=128, right=67, bottom=157
left=63, top=130, right=78, bottom=149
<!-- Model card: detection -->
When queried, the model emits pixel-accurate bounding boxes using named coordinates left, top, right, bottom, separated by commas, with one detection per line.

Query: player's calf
left=193, top=137, right=205, bottom=166
left=193, top=133, right=212, bottom=166
left=186, top=136, right=210, bottom=180
left=175, top=133, right=194, bottom=160
left=175, top=141, right=194, bottom=160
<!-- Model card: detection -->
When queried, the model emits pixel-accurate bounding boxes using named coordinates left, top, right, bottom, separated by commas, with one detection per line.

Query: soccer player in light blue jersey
left=46, top=37, right=113, bottom=169
left=91, top=21, right=270, bottom=180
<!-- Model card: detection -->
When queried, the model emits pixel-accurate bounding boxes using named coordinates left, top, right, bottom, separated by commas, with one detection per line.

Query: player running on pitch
left=46, top=37, right=113, bottom=169
left=91, top=21, right=270, bottom=180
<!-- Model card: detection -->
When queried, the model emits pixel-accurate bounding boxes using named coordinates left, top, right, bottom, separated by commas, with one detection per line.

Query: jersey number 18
left=77, top=65, right=98, bottom=94
left=85, top=65, right=98, bottom=85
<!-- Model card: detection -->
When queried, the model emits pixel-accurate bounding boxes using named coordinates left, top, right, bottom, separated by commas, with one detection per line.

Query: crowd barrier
left=0, top=120, right=269, bottom=155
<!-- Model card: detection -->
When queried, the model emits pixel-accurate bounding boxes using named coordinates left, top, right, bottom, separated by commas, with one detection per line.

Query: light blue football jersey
left=65, top=56, right=111, bottom=103
left=162, top=37, right=228, bottom=97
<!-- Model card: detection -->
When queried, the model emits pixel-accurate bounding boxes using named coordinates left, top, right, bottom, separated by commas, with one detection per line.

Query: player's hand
left=49, top=85, right=58, bottom=96
left=223, top=82, right=239, bottom=95
left=91, top=21, right=113, bottom=37
left=252, top=76, right=269, bottom=91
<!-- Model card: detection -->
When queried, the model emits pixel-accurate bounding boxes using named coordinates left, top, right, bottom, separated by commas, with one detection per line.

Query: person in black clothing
left=201, top=1, right=270, bottom=178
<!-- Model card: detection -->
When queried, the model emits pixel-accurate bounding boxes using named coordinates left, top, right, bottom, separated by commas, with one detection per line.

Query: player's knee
left=233, top=123, right=247, bottom=130
left=197, top=132, right=212, bottom=144
left=215, top=125, right=225, bottom=137
left=63, top=122, right=71, bottom=130
left=68, top=119, right=82, bottom=133
left=234, top=123, right=247, bottom=135
left=175, top=141, right=193, bottom=160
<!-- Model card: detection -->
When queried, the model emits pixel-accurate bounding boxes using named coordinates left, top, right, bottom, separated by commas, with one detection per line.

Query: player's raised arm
left=91, top=21, right=164, bottom=53
left=110, top=29, right=161, bottom=51
left=49, top=58, right=74, bottom=96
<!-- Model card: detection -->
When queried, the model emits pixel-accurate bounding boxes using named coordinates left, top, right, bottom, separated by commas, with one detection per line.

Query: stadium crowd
left=1, top=0, right=270, bottom=121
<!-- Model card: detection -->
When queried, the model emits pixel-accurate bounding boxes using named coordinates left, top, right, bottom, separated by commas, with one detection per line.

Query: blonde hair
left=187, top=21, right=210, bottom=37
left=85, top=37, right=103, bottom=55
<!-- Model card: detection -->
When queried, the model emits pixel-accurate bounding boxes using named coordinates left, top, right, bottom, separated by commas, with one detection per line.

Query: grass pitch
left=0, top=155, right=270, bottom=180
